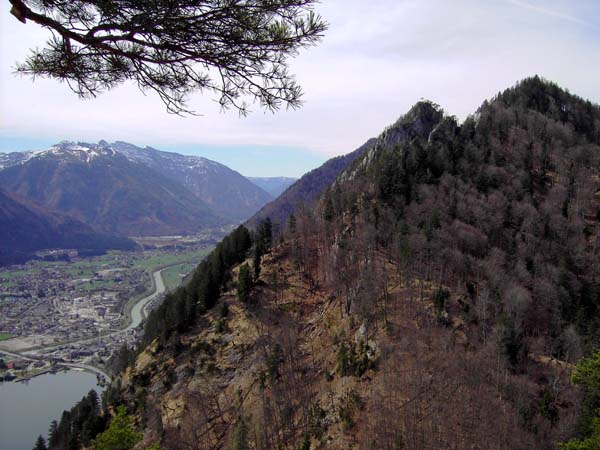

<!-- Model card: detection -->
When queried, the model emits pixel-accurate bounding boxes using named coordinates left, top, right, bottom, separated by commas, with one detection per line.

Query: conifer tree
left=288, top=214, right=297, bottom=235
left=48, top=420, right=60, bottom=448
left=253, top=246, right=262, bottom=282
left=238, top=264, right=253, bottom=303
left=91, top=406, right=141, bottom=450
left=33, top=435, right=47, bottom=450
left=8, top=0, right=327, bottom=115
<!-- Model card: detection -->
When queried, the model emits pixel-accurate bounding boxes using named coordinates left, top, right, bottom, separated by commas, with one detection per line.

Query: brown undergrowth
left=121, top=241, right=578, bottom=450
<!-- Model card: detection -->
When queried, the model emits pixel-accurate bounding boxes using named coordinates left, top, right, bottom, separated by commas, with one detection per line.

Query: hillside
left=111, top=142, right=274, bottom=221
left=0, top=141, right=224, bottom=236
left=44, top=77, right=600, bottom=450
left=247, top=138, right=376, bottom=229
left=0, top=189, right=135, bottom=266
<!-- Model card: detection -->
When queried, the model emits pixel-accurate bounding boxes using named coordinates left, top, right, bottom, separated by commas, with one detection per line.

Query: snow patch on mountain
left=37, top=141, right=118, bottom=163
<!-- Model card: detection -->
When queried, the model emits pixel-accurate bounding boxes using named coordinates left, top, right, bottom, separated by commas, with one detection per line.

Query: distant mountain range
left=0, top=188, right=135, bottom=266
left=247, top=177, right=296, bottom=197
left=0, top=142, right=226, bottom=236
left=0, top=141, right=299, bottom=263
left=111, top=142, right=274, bottom=221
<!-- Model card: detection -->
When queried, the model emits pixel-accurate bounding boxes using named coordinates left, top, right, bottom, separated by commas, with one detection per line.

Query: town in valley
left=0, top=230, right=226, bottom=383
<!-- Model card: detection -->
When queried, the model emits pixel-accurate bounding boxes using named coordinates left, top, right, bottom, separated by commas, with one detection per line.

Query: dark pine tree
left=238, top=264, right=253, bottom=303
left=33, top=435, right=47, bottom=450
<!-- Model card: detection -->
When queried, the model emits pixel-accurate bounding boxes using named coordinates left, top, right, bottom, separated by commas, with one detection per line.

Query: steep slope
left=48, top=77, right=600, bottom=450
left=339, top=100, right=445, bottom=181
left=0, top=142, right=224, bottom=236
left=247, top=176, right=297, bottom=197
left=247, top=138, right=376, bottom=228
left=111, top=141, right=273, bottom=221
left=0, top=189, right=135, bottom=266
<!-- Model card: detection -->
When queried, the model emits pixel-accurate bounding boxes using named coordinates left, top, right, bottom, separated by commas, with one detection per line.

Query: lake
left=0, top=370, right=103, bottom=450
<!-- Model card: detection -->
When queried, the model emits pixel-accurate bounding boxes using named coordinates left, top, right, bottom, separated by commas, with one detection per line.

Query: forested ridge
left=248, top=138, right=377, bottom=230
left=341, top=76, right=600, bottom=350
left=39, top=77, right=600, bottom=450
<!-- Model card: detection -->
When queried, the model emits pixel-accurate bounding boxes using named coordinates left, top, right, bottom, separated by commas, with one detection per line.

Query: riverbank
left=13, top=367, right=55, bottom=382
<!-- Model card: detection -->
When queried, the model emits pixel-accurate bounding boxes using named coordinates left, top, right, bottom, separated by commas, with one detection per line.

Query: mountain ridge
left=105, top=77, right=600, bottom=450
left=0, top=141, right=224, bottom=236
left=111, top=141, right=274, bottom=221
left=247, top=138, right=377, bottom=228
left=0, top=140, right=279, bottom=237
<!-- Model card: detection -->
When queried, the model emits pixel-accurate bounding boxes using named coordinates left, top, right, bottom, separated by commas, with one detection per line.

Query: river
left=0, top=369, right=103, bottom=450
left=128, top=267, right=166, bottom=329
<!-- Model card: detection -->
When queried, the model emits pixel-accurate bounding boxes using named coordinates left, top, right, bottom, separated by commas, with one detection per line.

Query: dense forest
left=310, top=76, right=600, bottom=447
left=32, top=390, right=106, bottom=450
left=37, top=77, right=600, bottom=450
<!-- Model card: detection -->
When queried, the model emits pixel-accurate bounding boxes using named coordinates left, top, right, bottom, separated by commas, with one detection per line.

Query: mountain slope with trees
left=39, top=77, right=600, bottom=450
left=247, top=138, right=377, bottom=229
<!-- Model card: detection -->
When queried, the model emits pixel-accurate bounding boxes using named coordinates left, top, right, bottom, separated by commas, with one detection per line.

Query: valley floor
left=0, top=232, right=223, bottom=380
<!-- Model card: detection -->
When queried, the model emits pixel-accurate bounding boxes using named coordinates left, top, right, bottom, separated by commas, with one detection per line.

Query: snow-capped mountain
left=111, top=141, right=273, bottom=220
left=42, top=140, right=118, bottom=162
left=0, top=141, right=224, bottom=236
left=0, top=141, right=116, bottom=168
left=0, top=140, right=276, bottom=236
left=0, top=150, right=31, bottom=170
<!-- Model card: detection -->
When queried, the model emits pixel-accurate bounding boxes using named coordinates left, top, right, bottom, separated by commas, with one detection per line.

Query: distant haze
left=247, top=177, right=297, bottom=198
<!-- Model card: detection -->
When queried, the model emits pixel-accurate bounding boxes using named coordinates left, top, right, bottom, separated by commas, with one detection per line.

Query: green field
left=77, top=280, right=119, bottom=291
left=134, top=248, right=211, bottom=272
left=0, top=268, right=41, bottom=280
left=0, top=248, right=211, bottom=280
left=0, top=333, right=13, bottom=341
left=162, top=262, right=198, bottom=291
left=0, top=247, right=212, bottom=302
left=0, top=252, right=121, bottom=281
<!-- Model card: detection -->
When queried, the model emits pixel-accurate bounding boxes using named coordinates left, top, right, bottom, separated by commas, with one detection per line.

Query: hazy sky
left=1, top=0, right=599, bottom=176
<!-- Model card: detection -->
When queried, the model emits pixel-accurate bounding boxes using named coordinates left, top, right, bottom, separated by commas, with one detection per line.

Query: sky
left=1, top=0, right=600, bottom=177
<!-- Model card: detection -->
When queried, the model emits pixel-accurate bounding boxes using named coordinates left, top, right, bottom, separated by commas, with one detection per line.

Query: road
left=0, top=347, right=111, bottom=380
left=129, top=266, right=166, bottom=329
left=0, top=265, right=171, bottom=381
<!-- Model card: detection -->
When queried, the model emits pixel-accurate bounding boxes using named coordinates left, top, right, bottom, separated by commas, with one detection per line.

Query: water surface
left=0, top=370, right=102, bottom=450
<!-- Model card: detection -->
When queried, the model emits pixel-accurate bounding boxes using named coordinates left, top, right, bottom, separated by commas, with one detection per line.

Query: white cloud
left=1, top=0, right=599, bottom=158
